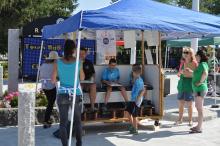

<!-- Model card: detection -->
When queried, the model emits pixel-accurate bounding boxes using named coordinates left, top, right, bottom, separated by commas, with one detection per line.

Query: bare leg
left=89, top=84, right=97, bottom=109
left=178, top=100, right=185, bottom=121
left=175, top=100, right=185, bottom=124
left=119, top=86, right=129, bottom=102
left=125, top=111, right=133, bottom=124
left=195, top=96, right=204, bottom=130
left=104, top=86, right=112, bottom=105
left=187, top=101, right=193, bottom=125
left=133, top=117, right=138, bottom=130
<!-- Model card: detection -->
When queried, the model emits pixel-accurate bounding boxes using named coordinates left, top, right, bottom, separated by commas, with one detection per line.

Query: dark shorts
left=194, top=91, right=207, bottom=98
left=101, top=85, right=122, bottom=91
left=125, top=102, right=140, bottom=117
left=177, top=92, right=194, bottom=101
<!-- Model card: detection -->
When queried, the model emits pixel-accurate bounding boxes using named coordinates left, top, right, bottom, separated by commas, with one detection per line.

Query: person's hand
left=195, top=82, right=202, bottom=87
left=185, top=68, right=191, bottom=72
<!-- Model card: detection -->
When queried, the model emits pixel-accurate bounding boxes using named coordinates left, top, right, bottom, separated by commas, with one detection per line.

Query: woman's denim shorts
left=177, top=92, right=194, bottom=101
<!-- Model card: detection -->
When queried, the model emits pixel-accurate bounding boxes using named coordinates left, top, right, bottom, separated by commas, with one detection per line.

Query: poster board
left=96, top=30, right=116, bottom=64
left=145, top=49, right=154, bottom=64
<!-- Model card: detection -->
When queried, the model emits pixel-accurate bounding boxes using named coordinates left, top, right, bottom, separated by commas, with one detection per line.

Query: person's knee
left=179, top=101, right=185, bottom=107
left=107, top=86, right=112, bottom=92
left=91, top=84, right=96, bottom=89
left=187, top=102, right=193, bottom=108
left=119, top=86, right=126, bottom=91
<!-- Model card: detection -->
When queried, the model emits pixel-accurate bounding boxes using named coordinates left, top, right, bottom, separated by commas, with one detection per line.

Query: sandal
left=189, top=129, right=202, bottom=134
left=190, top=126, right=197, bottom=131
left=174, top=120, right=182, bottom=125
left=188, top=121, right=193, bottom=127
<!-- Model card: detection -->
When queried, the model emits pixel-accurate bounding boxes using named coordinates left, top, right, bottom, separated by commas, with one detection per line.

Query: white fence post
left=18, top=90, right=35, bottom=146
left=8, top=29, right=20, bottom=92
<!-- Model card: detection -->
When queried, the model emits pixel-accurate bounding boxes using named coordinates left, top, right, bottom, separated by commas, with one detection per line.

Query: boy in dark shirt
left=80, top=47, right=97, bottom=111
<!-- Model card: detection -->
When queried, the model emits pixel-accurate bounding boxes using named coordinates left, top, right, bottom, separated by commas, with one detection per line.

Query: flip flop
left=190, top=127, right=197, bottom=131
left=189, top=129, right=202, bottom=134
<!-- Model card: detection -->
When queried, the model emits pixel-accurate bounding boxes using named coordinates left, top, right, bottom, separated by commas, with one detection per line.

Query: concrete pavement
left=0, top=94, right=220, bottom=146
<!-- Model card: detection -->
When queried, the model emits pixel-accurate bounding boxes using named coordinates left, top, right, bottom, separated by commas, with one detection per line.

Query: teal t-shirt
left=192, top=62, right=209, bottom=92
left=57, top=59, right=81, bottom=95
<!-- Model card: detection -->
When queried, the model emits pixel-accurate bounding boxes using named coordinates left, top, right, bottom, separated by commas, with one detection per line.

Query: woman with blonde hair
left=175, top=47, right=197, bottom=126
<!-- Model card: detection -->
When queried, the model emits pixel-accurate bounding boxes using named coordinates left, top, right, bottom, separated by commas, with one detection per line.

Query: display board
left=22, top=38, right=95, bottom=78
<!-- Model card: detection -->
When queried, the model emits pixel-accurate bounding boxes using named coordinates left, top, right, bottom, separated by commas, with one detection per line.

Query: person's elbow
left=80, top=73, right=85, bottom=81
left=203, top=71, right=208, bottom=76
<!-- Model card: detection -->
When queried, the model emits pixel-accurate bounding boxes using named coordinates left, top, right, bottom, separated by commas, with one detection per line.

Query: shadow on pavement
left=98, top=130, right=189, bottom=143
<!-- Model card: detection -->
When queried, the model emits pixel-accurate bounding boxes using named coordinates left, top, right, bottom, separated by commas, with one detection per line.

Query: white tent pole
left=35, top=40, right=44, bottom=95
left=212, top=48, right=219, bottom=108
left=191, top=0, right=199, bottom=52
left=68, top=11, right=83, bottom=146
left=165, top=46, right=168, bottom=68
left=167, top=47, right=170, bottom=68
left=141, top=30, right=145, bottom=75
left=156, top=46, right=159, bottom=64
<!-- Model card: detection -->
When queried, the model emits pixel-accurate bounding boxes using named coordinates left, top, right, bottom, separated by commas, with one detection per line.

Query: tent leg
left=165, top=47, right=168, bottom=68
left=211, top=48, right=219, bottom=108
left=68, top=30, right=82, bottom=146
left=141, top=30, right=145, bottom=74
left=167, top=47, right=170, bottom=68
left=35, top=40, right=44, bottom=95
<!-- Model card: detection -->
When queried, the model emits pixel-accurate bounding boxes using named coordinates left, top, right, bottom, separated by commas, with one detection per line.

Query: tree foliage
left=176, top=0, right=220, bottom=15
left=111, top=0, right=220, bottom=15
left=0, top=0, right=78, bottom=54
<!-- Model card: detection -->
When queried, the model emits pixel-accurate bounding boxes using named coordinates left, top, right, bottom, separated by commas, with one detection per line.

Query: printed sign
left=96, top=30, right=116, bottom=64
left=22, top=38, right=95, bottom=78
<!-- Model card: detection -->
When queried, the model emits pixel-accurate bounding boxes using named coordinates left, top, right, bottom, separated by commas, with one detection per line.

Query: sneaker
left=102, top=104, right=108, bottom=112
left=53, top=129, right=60, bottom=139
left=43, top=122, right=52, bottom=129
left=127, top=124, right=133, bottom=131
left=130, top=127, right=138, bottom=135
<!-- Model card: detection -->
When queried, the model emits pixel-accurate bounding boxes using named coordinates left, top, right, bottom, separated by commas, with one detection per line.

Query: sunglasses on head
left=183, top=51, right=189, bottom=54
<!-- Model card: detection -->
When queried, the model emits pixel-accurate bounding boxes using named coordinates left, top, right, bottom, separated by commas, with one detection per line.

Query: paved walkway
left=0, top=94, right=220, bottom=146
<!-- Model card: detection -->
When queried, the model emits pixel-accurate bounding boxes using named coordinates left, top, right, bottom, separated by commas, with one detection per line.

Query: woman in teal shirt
left=52, top=40, right=84, bottom=146
left=190, top=50, right=209, bottom=134
left=176, top=47, right=197, bottom=126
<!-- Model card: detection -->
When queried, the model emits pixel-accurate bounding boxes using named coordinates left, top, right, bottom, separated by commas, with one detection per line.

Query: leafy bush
left=0, top=90, right=49, bottom=108
left=36, top=90, right=48, bottom=107
left=0, top=61, right=8, bottom=79
left=3, top=91, right=19, bottom=108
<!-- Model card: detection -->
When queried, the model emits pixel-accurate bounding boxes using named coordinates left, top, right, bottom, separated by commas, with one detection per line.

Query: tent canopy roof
left=43, top=0, right=220, bottom=39
left=167, top=37, right=220, bottom=47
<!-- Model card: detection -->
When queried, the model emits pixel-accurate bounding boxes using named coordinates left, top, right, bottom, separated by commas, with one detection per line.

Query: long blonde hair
left=182, top=47, right=196, bottom=63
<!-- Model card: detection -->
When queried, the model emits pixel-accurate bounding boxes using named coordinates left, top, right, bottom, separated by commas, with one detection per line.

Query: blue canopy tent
left=43, top=0, right=220, bottom=39
left=40, top=0, right=220, bottom=145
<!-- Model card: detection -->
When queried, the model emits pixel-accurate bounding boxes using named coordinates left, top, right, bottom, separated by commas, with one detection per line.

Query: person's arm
left=101, top=69, right=110, bottom=85
left=183, top=62, right=197, bottom=78
left=136, top=89, right=145, bottom=102
left=195, top=64, right=208, bottom=86
left=91, top=63, right=96, bottom=81
left=51, top=61, right=57, bottom=84
left=102, top=80, right=111, bottom=85
left=195, top=71, right=208, bottom=86
left=80, top=64, right=85, bottom=81
left=114, top=68, right=120, bottom=83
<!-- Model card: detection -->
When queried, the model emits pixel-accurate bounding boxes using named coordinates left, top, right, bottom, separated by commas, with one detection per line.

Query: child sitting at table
left=126, top=64, right=145, bottom=135
left=101, top=58, right=129, bottom=111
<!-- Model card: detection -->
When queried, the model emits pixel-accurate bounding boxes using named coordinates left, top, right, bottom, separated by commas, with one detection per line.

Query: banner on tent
left=96, top=30, right=116, bottom=64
